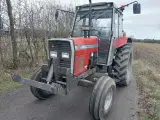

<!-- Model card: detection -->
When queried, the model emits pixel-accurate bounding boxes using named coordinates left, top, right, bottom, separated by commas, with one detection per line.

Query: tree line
left=133, top=39, right=160, bottom=44
left=0, top=0, right=73, bottom=69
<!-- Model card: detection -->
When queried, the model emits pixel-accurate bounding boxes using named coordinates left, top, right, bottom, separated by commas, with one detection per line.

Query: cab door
left=107, top=9, right=121, bottom=66
left=96, top=16, right=112, bottom=65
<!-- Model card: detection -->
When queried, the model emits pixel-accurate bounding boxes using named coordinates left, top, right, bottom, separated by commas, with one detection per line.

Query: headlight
left=50, top=51, right=57, bottom=58
left=62, top=52, right=69, bottom=58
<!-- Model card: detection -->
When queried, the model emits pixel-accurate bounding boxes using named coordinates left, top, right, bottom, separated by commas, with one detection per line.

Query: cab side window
left=119, top=15, right=123, bottom=36
left=115, top=10, right=119, bottom=38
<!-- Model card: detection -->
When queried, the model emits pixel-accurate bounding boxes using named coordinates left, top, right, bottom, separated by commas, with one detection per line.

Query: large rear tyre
left=89, top=76, right=116, bottom=120
left=113, top=43, right=133, bottom=86
left=30, top=68, right=54, bottom=100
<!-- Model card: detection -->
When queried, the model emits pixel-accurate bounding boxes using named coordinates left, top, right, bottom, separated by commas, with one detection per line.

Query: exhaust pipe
left=88, top=0, right=92, bottom=37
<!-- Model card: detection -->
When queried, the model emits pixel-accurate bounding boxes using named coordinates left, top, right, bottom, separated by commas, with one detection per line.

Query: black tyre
left=30, top=68, right=54, bottom=100
left=89, top=76, right=116, bottom=120
left=113, top=43, right=133, bottom=86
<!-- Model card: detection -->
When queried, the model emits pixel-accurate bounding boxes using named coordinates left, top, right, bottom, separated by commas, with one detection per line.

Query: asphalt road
left=0, top=78, right=137, bottom=120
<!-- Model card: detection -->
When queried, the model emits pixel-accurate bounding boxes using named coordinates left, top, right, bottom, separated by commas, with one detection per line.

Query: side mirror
left=55, top=10, right=59, bottom=21
left=133, top=3, right=141, bottom=14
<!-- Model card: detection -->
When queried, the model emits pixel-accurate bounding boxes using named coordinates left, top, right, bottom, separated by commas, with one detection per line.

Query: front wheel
left=89, top=76, right=116, bottom=120
left=30, top=68, right=54, bottom=100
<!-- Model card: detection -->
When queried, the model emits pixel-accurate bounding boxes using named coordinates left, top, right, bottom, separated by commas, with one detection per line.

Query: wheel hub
left=104, top=88, right=113, bottom=111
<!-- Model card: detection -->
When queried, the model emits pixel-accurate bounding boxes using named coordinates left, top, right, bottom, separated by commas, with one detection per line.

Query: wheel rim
left=104, top=88, right=113, bottom=112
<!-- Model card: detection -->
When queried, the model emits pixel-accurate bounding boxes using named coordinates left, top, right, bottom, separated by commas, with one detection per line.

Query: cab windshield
left=72, top=8, right=113, bottom=38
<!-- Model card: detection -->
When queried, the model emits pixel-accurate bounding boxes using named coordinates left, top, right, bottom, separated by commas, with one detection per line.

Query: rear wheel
left=89, top=76, right=116, bottom=120
left=113, top=43, right=133, bottom=86
left=30, top=68, right=54, bottom=100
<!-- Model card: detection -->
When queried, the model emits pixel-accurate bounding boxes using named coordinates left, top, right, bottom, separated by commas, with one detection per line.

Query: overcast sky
left=56, top=0, right=160, bottom=39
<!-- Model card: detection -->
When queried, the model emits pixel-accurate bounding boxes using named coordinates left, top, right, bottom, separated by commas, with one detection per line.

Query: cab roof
left=76, top=2, right=121, bottom=14
left=76, top=2, right=118, bottom=11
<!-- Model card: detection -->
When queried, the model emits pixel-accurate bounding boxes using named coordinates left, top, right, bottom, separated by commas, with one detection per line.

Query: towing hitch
left=11, top=57, right=96, bottom=95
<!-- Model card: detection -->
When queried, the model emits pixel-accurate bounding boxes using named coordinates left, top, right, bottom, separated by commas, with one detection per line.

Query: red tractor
left=12, top=1, right=141, bottom=120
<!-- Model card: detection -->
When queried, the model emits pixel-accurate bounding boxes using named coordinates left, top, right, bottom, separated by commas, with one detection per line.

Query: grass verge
left=133, top=60, right=160, bottom=120
left=0, top=68, right=33, bottom=93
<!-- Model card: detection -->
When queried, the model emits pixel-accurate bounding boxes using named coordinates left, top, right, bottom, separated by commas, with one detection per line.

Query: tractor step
left=12, top=75, right=66, bottom=94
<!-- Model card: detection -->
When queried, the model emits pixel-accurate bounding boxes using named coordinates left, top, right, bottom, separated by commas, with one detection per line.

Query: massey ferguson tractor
left=12, top=1, right=141, bottom=120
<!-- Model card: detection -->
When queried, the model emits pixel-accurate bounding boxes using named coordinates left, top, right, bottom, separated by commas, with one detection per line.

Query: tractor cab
left=70, top=2, right=140, bottom=65
left=72, top=2, right=116, bottom=65
left=69, top=3, right=119, bottom=66
left=71, top=2, right=141, bottom=39
left=72, top=2, right=113, bottom=39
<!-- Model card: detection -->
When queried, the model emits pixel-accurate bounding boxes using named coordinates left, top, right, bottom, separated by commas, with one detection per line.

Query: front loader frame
left=12, top=58, right=97, bottom=95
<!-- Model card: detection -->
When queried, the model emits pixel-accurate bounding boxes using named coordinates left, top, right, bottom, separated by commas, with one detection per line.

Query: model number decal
left=75, top=44, right=98, bottom=50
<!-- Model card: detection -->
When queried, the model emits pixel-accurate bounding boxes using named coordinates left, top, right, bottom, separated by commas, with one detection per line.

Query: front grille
left=48, top=40, right=71, bottom=68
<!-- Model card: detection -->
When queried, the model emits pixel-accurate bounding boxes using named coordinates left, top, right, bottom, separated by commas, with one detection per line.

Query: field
left=133, top=43, right=160, bottom=120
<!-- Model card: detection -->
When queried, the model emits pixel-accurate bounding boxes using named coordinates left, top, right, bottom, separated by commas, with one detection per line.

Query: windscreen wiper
left=76, top=9, right=94, bottom=23
left=95, top=11, right=107, bottom=19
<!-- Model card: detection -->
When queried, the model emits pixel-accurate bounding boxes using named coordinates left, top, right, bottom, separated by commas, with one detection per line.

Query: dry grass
left=134, top=43, right=160, bottom=73
left=133, top=43, right=160, bottom=120
left=0, top=67, right=35, bottom=93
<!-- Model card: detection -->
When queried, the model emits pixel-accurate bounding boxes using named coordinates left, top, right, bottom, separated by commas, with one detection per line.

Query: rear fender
left=113, top=36, right=133, bottom=49
left=113, top=36, right=128, bottom=48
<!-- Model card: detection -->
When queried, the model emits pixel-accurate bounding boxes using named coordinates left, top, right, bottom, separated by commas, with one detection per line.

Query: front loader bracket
left=11, top=58, right=96, bottom=95
left=12, top=74, right=66, bottom=94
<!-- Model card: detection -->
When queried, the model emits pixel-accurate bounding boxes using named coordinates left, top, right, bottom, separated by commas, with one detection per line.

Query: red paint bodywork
left=72, top=37, right=98, bottom=76
left=113, top=35, right=128, bottom=48
left=71, top=35, right=128, bottom=76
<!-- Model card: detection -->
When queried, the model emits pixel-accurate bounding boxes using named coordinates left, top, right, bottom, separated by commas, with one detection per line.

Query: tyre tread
left=113, top=43, right=133, bottom=86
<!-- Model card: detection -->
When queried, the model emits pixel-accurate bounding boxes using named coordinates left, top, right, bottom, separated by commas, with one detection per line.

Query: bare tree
left=0, top=0, right=74, bottom=68
left=0, top=2, right=3, bottom=66
left=0, top=35, right=3, bottom=65
left=6, top=0, right=18, bottom=68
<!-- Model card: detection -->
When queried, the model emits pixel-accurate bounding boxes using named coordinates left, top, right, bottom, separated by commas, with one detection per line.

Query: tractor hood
left=72, top=37, right=98, bottom=46
left=48, top=37, right=98, bottom=75
left=48, top=37, right=98, bottom=46
left=71, top=37, right=98, bottom=75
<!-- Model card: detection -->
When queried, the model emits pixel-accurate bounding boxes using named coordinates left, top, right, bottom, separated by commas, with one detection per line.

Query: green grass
left=0, top=69, right=32, bottom=93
